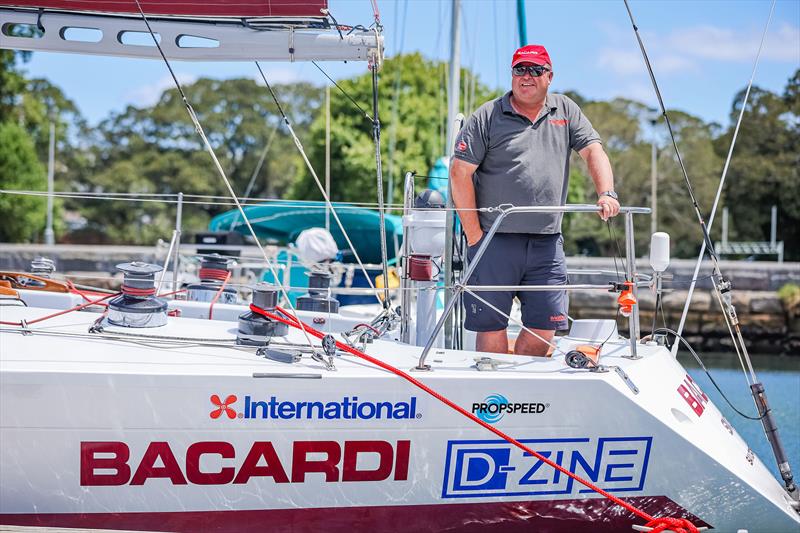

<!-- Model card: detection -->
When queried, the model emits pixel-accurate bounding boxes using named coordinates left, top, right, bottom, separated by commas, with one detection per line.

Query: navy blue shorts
left=463, top=233, right=568, bottom=332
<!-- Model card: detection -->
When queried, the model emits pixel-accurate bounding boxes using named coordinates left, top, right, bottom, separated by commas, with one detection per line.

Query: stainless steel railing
left=414, top=203, right=651, bottom=370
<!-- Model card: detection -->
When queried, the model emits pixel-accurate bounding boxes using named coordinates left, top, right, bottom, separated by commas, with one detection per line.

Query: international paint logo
left=471, top=394, right=549, bottom=424
left=210, top=394, right=238, bottom=419
left=210, top=393, right=420, bottom=421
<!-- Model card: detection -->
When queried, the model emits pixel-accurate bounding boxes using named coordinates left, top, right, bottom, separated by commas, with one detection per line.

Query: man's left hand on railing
left=597, top=196, right=620, bottom=221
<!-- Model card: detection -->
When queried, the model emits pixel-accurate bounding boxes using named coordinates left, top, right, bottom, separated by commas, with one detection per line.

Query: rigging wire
left=131, top=0, right=319, bottom=354
left=606, top=220, right=624, bottom=282
left=253, top=61, right=383, bottom=306
left=464, top=289, right=568, bottom=357
left=622, top=0, right=753, bottom=371
left=242, top=119, right=281, bottom=199
left=311, top=61, right=372, bottom=121
left=624, top=0, right=797, bottom=497
left=386, top=0, right=408, bottom=208
left=369, top=56, right=392, bottom=309
left=672, top=0, right=777, bottom=348
left=653, top=328, right=764, bottom=421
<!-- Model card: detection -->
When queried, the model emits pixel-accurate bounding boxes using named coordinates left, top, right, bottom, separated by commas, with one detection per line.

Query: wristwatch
left=599, top=190, right=618, bottom=200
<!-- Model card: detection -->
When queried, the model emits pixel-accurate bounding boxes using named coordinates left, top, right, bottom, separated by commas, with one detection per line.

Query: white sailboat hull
left=1, top=307, right=798, bottom=532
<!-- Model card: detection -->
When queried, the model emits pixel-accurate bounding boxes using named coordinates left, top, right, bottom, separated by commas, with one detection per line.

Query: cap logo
left=519, top=50, right=539, bottom=55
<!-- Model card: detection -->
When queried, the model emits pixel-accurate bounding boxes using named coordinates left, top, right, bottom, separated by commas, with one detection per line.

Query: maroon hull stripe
left=5, top=1, right=328, bottom=18
left=1, top=496, right=708, bottom=533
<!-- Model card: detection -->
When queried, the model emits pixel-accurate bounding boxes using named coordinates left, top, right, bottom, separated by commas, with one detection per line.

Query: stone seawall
left=564, top=257, right=799, bottom=355
left=570, top=289, right=797, bottom=355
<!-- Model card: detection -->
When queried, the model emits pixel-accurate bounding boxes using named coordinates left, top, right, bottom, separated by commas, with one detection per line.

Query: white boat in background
left=1, top=1, right=799, bottom=532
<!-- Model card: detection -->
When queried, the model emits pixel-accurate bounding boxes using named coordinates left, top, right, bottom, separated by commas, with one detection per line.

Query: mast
left=442, top=0, right=461, bottom=349
left=445, top=0, right=461, bottom=154
left=516, top=0, right=527, bottom=46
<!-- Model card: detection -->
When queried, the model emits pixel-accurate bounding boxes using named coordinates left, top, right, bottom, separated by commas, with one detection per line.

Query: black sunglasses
left=512, top=65, right=551, bottom=77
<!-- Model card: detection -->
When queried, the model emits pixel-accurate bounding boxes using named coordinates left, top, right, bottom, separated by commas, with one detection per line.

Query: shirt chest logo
left=549, top=119, right=568, bottom=127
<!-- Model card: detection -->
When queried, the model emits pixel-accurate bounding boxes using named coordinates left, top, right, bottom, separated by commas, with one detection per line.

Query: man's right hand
left=466, top=231, right=484, bottom=247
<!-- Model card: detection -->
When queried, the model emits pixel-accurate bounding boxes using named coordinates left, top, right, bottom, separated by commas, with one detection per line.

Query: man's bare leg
left=513, top=328, right=555, bottom=356
left=476, top=330, right=510, bottom=354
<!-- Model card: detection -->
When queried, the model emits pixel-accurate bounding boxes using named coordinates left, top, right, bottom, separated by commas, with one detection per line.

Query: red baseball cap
left=511, top=44, right=552, bottom=68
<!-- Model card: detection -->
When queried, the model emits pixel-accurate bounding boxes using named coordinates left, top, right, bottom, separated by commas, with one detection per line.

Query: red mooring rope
left=208, top=271, right=231, bottom=320
left=0, top=292, right=120, bottom=327
left=121, top=285, right=156, bottom=297
left=249, top=304, right=700, bottom=533
left=199, top=267, right=230, bottom=282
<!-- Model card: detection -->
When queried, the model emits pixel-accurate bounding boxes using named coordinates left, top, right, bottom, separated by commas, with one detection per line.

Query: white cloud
left=597, top=48, right=644, bottom=75
left=597, top=48, right=696, bottom=76
left=125, top=73, right=198, bottom=107
left=253, top=66, right=302, bottom=85
left=669, top=22, right=799, bottom=63
left=595, top=20, right=798, bottom=80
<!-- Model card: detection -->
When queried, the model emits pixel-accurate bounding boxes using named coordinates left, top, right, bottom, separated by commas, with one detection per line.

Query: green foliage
left=777, top=283, right=800, bottom=305
left=1, top=51, right=796, bottom=259
left=713, top=70, right=800, bottom=260
left=289, top=53, right=500, bottom=205
left=0, top=121, right=47, bottom=242
left=562, top=96, right=723, bottom=257
left=69, top=77, right=320, bottom=244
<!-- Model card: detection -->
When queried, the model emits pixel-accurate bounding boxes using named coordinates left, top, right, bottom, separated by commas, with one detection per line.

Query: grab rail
left=414, top=203, right=651, bottom=370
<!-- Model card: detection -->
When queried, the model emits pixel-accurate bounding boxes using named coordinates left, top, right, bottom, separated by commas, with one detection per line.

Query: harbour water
left=682, top=353, right=800, bottom=484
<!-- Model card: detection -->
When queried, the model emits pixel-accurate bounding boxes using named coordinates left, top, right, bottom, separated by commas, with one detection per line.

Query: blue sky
left=16, top=0, right=800, bottom=127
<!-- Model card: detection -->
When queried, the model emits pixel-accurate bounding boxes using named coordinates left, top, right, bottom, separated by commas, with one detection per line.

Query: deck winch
left=186, top=254, right=237, bottom=304
left=296, top=270, right=339, bottom=313
left=107, top=262, right=168, bottom=328
left=237, top=283, right=288, bottom=346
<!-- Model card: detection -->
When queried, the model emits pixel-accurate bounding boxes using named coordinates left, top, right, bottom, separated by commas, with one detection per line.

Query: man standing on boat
left=451, top=44, right=619, bottom=356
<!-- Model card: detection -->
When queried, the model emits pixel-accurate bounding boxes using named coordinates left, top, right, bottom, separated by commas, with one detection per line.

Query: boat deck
left=0, top=305, right=641, bottom=381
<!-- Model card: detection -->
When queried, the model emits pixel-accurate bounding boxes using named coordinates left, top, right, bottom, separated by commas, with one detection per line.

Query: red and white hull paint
left=1, top=306, right=798, bottom=532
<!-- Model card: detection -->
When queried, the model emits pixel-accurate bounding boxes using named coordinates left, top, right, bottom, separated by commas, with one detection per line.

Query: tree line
left=1, top=49, right=797, bottom=260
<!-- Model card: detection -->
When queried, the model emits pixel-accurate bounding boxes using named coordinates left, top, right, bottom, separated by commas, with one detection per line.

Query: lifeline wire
left=254, top=61, right=383, bottom=306
left=131, top=0, right=318, bottom=354
left=654, top=328, right=763, bottom=421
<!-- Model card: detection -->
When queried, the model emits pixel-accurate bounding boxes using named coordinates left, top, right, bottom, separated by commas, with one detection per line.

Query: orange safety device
left=617, top=281, right=637, bottom=317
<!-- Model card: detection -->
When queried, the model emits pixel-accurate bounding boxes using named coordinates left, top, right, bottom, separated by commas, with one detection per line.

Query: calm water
left=680, top=353, right=800, bottom=484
